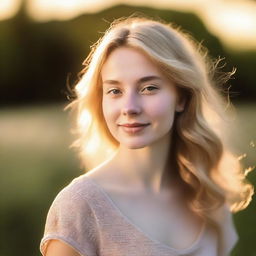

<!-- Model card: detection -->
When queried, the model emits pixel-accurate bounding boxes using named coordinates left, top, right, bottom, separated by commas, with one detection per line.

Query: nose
left=121, top=92, right=141, bottom=116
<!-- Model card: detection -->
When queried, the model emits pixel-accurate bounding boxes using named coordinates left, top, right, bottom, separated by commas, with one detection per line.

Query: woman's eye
left=107, top=89, right=121, bottom=95
left=142, top=86, right=159, bottom=93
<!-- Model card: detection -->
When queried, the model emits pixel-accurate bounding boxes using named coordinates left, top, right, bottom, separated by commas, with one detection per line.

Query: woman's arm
left=45, top=240, right=83, bottom=256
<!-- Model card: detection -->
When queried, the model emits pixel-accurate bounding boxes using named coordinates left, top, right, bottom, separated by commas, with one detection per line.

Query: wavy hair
left=65, top=15, right=253, bottom=231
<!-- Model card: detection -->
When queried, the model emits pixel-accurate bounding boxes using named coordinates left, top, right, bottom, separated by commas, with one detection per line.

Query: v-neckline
left=84, top=175, right=206, bottom=254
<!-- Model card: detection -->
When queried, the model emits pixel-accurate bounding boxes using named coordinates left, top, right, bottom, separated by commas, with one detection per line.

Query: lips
left=119, top=123, right=149, bottom=127
left=118, top=123, right=150, bottom=134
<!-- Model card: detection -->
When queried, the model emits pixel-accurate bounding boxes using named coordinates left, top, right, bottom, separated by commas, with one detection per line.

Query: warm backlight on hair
left=78, top=109, right=91, bottom=132
left=78, top=108, right=116, bottom=170
left=81, top=133, right=116, bottom=170
left=83, top=132, right=100, bottom=154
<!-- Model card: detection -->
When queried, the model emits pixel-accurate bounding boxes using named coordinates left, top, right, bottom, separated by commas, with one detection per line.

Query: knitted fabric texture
left=40, top=174, right=238, bottom=256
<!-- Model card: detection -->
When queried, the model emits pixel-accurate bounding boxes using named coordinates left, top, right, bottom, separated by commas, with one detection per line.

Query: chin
left=121, top=140, right=153, bottom=149
left=127, top=144, right=147, bottom=149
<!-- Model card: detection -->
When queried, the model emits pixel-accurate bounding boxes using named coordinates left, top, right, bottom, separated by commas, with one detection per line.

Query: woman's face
left=101, top=46, right=184, bottom=149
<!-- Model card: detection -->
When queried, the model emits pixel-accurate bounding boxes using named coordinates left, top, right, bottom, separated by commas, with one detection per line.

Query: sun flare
left=1, top=0, right=256, bottom=51
left=0, top=0, right=21, bottom=20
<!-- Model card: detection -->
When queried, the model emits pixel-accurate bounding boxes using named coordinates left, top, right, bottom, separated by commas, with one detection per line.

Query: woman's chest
left=106, top=188, right=204, bottom=250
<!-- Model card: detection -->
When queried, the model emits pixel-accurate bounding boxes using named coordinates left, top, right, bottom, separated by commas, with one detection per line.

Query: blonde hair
left=65, top=15, right=253, bottom=225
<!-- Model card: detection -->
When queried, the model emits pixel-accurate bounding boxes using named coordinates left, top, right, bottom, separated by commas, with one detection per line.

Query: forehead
left=101, top=47, right=163, bottom=81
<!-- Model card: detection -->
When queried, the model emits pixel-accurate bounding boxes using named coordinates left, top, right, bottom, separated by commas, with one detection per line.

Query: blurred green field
left=0, top=102, right=255, bottom=256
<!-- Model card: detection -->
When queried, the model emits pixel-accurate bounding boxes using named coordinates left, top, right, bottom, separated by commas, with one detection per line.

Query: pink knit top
left=40, top=174, right=238, bottom=256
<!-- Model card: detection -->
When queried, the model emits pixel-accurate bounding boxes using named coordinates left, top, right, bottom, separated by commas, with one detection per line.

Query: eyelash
left=107, top=89, right=121, bottom=95
left=142, top=86, right=158, bottom=92
left=106, top=85, right=159, bottom=95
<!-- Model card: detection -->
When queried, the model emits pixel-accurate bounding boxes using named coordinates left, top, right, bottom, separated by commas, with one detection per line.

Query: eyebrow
left=102, top=75, right=163, bottom=86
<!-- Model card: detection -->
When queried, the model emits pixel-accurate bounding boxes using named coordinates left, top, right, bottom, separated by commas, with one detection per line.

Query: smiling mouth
left=119, top=124, right=150, bottom=134
left=119, top=122, right=150, bottom=127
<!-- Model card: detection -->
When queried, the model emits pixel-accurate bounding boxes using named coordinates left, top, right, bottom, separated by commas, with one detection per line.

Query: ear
left=175, top=95, right=186, bottom=112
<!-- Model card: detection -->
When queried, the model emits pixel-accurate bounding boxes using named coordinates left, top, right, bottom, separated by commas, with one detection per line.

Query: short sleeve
left=40, top=184, right=99, bottom=256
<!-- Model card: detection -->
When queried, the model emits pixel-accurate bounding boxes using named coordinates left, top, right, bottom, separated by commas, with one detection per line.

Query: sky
left=1, top=0, right=256, bottom=51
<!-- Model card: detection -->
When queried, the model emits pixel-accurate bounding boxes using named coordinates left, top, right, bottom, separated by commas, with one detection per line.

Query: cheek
left=147, top=95, right=176, bottom=120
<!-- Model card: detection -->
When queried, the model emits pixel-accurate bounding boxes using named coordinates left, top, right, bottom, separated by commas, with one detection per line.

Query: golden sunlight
left=27, top=0, right=256, bottom=51
left=81, top=129, right=116, bottom=171
left=2, top=0, right=256, bottom=50
left=78, top=109, right=92, bottom=132
left=197, top=1, right=256, bottom=51
left=0, top=0, right=21, bottom=20
left=78, top=109, right=116, bottom=170
left=83, top=131, right=100, bottom=154
left=26, top=0, right=115, bottom=21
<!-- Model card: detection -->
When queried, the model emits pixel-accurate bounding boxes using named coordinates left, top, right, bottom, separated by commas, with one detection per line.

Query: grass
left=0, top=102, right=255, bottom=256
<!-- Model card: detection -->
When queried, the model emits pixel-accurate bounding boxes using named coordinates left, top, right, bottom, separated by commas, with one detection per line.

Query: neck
left=110, top=132, right=176, bottom=194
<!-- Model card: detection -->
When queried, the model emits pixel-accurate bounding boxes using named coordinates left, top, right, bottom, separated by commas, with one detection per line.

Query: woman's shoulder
left=41, top=174, right=100, bottom=256
left=61, top=173, right=94, bottom=192
left=51, top=173, right=97, bottom=207
left=50, top=162, right=119, bottom=216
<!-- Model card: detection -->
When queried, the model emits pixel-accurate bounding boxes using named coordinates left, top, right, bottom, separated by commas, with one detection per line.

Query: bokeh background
left=0, top=0, right=255, bottom=255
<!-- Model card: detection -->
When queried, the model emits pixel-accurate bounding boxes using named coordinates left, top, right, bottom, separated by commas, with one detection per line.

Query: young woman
left=40, top=15, right=253, bottom=256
